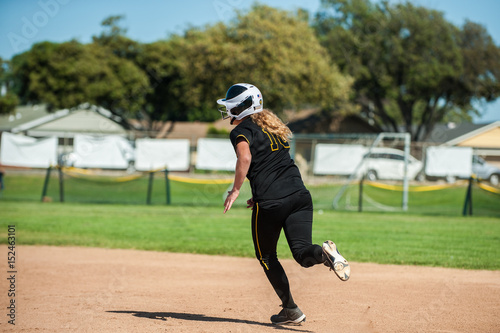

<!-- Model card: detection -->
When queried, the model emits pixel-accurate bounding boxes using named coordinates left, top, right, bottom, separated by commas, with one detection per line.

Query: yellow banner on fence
left=167, top=175, right=235, bottom=185
left=61, top=167, right=144, bottom=182
left=61, top=166, right=236, bottom=185
left=365, top=180, right=467, bottom=192
left=477, top=182, right=500, bottom=194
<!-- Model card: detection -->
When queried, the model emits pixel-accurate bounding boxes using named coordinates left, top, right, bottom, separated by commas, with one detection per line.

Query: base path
left=1, top=246, right=499, bottom=332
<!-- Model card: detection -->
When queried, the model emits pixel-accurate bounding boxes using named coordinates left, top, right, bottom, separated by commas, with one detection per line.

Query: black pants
left=251, top=189, right=324, bottom=308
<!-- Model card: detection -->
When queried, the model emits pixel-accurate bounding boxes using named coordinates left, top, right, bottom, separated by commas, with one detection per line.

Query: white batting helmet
left=217, top=83, right=263, bottom=123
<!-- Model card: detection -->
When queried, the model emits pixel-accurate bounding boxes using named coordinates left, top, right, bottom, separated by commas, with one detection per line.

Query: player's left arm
left=224, top=138, right=251, bottom=213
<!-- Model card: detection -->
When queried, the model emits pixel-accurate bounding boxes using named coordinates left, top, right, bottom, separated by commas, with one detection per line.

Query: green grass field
left=1, top=172, right=499, bottom=270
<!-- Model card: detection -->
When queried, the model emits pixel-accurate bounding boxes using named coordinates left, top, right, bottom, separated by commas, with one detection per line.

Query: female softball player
left=218, top=83, right=350, bottom=326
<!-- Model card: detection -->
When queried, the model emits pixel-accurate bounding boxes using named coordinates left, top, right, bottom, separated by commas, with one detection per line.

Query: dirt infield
left=1, top=246, right=499, bottom=332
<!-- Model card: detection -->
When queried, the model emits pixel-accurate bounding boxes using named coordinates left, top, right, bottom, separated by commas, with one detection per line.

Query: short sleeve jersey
left=230, top=117, right=305, bottom=201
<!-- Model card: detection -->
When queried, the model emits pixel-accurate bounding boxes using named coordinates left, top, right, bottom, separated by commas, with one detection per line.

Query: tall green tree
left=11, top=41, right=150, bottom=125
left=134, top=39, right=186, bottom=125
left=0, top=57, right=19, bottom=115
left=227, top=5, right=353, bottom=114
left=170, top=23, right=250, bottom=122
left=137, top=5, right=354, bottom=122
left=315, top=0, right=500, bottom=141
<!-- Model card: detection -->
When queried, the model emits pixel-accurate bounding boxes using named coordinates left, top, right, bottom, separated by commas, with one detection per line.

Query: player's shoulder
left=230, top=124, right=244, bottom=140
left=230, top=118, right=260, bottom=145
left=231, top=118, right=256, bottom=135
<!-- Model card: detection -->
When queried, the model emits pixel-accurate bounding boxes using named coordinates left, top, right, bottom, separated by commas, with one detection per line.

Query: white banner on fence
left=73, top=134, right=134, bottom=169
left=313, top=144, right=367, bottom=175
left=196, top=138, right=236, bottom=171
left=135, top=138, right=190, bottom=171
left=425, top=146, right=473, bottom=177
left=0, top=132, right=58, bottom=168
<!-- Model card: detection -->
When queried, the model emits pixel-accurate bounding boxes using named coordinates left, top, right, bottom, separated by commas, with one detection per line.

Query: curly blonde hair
left=250, top=109, right=292, bottom=141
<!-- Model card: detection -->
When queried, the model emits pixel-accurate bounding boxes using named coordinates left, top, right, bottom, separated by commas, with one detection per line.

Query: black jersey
left=230, top=117, right=305, bottom=201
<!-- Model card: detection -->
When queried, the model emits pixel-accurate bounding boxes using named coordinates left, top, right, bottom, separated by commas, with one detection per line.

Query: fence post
left=164, top=169, right=171, bottom=205
left=147, top=171, right=154, bottom=205
left=57, top=165, right=64, bottom=203
left=468, top=177, right=473, bottom=216
left=41, top=166, right=52, bottom=202
left=358, top=175, right=364, bottom=212
left=462, top=176, right=473, bottom=216
left=309, top=139, right=317, bottom=177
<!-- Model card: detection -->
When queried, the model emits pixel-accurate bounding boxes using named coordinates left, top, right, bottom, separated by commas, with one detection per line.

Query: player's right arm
left=224, top=137, right=251, bottom=213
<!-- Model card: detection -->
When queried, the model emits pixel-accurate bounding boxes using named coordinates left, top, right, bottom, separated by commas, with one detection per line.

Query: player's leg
left=282, top=189, right=324, bottom=267
left=283, top=190, right=350, bottom=281
left=252, top=200, right=295, bottom=308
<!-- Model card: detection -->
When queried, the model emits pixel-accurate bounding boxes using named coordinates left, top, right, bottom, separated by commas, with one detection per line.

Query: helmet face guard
left=217, top=83, right=263, bottom=122
left=218, top=95, right=254, bottom=119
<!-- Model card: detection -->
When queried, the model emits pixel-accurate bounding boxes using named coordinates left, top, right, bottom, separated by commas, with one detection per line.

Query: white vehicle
left=472, top=155, right=500, bottom=186
left=430, top=155, right=500, bottom=185
left=360, top=148, right=423, bottom=181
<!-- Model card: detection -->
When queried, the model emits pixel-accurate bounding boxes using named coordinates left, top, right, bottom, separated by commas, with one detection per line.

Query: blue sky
left=1, top=0, right=499, bottom=123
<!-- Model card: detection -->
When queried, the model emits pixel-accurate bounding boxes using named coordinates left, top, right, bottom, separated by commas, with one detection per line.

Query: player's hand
left=246, top=198, right=254, bottom=210
left=224, top=189, right=240, bottom=214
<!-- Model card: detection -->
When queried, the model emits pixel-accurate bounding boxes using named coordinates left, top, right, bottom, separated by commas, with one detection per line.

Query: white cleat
left=322, top=240, right=350, bottom=281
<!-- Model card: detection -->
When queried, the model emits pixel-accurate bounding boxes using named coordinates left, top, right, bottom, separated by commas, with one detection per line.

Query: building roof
left=0, top=104, right=49, bottom=131
left=426, top=122, right=489, bottom=144
left=442, top=121, right=500, bottom=148
left=128, top=117, right=232, bottom=145
left=288, top=112, right=380, bottom=134
left=427, top=121, right=500, bottom=149
left=6, top=103, right=128, bottom=137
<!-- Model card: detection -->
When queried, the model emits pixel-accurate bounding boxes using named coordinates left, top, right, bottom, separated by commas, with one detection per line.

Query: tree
left=315, top=0, right=500, bottom=141
left=8, top=7, right=354, bottom=126
left=169, top=23, right=251, bottom=122
left=92, top=15, right=143, bottom=62
left=11, top=41, right=150, bottom=124
left=136, top=5, right=354, bottom=123
left=134, top=39, right=186, bottom=126
left=227, top=5, right=353, bottom=115
left=0, top=57, right=19, bottom=115
left=451, top=22, right=500, bottom=108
